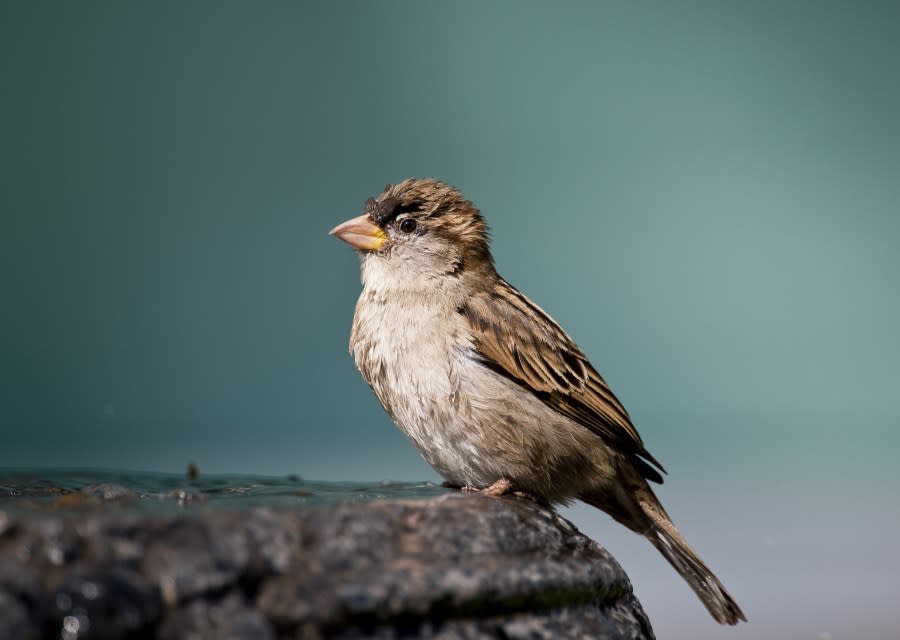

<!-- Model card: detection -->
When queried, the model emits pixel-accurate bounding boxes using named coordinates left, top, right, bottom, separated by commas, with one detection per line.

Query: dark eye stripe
left=395, top=203, right=420, bottom=217
left=370, top=197, right=422, bottom=226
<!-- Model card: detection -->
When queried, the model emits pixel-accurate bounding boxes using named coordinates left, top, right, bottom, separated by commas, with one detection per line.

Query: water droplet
left=81, top=581, right=100, bottom=600
left=55, top=592, right=72, bottom=611
left=48, top=547, right=64, bottom=565
left=62, top=614, right=82, bottom=638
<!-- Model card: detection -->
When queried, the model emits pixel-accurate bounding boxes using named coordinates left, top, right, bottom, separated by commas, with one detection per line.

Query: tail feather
left=648, top=524, right=746, bottom=625
left=580, top=488, right=746, bottom=625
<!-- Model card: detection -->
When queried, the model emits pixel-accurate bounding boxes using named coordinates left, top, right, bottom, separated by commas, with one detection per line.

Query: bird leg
left=456, top=477, right=549, bottom=506
left=469, top=477, right=551, bottom=507
left=481, top=476, right=518, bottom=496
left=460, top=478, right=518, bottom=495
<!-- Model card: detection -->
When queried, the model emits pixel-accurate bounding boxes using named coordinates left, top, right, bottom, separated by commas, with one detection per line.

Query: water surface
left=0, top=468, right=447, bottom=514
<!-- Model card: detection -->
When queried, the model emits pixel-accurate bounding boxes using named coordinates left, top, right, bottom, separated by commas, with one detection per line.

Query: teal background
left=2, top=1, right=898, bottom=637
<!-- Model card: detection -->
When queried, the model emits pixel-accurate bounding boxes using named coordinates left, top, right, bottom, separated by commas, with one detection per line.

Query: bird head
left=330, top=178, right=493, bottom=283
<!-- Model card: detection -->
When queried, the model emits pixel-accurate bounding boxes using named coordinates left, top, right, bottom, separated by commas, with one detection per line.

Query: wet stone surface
left=0, top=471, right=654, bottom=639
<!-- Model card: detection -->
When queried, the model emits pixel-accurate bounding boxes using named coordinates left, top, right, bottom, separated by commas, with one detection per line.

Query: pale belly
left=351, top=299, right=607, bottom=502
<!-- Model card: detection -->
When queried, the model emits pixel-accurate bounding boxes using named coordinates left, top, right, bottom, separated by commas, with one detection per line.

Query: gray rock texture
left=0, top=492, right=654, bottom=639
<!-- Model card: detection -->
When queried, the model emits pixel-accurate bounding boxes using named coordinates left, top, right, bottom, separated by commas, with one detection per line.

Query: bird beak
left=329, top=214, right=386, bottom=251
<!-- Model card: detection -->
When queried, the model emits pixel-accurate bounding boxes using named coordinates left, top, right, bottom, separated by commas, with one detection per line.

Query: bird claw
left=481, top=477, right=518, bottom=496
left=455, top=478, right=548, bottom=506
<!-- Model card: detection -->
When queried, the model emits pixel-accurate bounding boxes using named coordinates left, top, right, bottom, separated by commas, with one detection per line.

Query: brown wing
left=460, top=278, right=666, bottom=483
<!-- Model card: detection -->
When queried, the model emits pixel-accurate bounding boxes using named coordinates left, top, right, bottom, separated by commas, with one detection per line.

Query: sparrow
left=330, top=178, right=746, bottom=625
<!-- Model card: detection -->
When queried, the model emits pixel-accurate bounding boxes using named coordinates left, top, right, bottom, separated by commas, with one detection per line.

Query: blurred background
left=2, top=1, right=898, bottom=637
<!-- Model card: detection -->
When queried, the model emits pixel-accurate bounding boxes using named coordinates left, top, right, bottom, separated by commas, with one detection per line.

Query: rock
left=0, top=493, right=654, bottom=639
left=158, top=591, right=274, bottom=640
left=0, top=555, right=40, bottom=639
left=49, top=567, right=161, bottom=638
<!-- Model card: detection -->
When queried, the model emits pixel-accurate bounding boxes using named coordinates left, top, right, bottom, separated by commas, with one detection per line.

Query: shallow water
left=0, top=468, right=447, bottom=514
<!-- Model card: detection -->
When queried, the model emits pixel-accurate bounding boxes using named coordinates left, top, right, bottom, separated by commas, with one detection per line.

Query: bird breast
left=347, top=253, right=608, bottom=497
left=349, top=284, right=473, bottom=478
left=349, top=287, right=606, bottom=499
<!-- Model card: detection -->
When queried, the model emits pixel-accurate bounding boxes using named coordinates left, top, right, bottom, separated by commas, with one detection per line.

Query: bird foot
left=457, top=478, right=549, bottom=506
left=481, top=477, right=518, bottom=496
left=459, top=477, right=519, bottom=495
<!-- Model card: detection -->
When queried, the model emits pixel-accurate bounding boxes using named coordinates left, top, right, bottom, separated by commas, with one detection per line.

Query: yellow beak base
left=329, top=214, right=386, bottom=251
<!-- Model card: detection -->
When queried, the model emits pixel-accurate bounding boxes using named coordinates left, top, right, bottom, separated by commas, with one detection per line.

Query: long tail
left=581, top=488, right=746, bottom=625
left=647, top=519, right=745, bottom=624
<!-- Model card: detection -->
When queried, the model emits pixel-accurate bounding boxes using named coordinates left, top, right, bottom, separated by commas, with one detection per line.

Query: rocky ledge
left=0, top=491, right=654, bottom=639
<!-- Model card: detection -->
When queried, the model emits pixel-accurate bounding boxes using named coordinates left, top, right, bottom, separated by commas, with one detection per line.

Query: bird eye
left=398, top=218, right=417, bottom=233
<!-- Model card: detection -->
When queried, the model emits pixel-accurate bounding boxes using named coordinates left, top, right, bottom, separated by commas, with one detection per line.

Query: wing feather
left=460, top=279, right=666, bottom=483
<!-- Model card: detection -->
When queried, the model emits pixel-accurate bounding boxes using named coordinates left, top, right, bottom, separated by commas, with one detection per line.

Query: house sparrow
left=331, top=178, right=746, bottom=625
